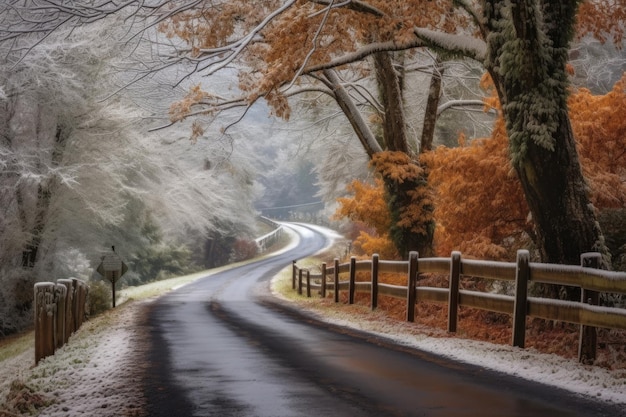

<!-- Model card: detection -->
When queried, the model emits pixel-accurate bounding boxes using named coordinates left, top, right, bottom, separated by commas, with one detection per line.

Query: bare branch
left=309, top=0, right=384, bottom=17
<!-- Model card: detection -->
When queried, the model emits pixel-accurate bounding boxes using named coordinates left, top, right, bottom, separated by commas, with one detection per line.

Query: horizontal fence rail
left=34, top=278, right=89, bottom=364
left=255, top=217, right=284, bottom=252
left=292, top=250, right=626, bottom=363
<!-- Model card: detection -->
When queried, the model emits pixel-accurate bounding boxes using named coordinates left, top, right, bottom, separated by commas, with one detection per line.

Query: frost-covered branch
left=303, top=38, right=426, bottom=74
left=437, top=99, right=488, bottom=116
left=195, top=0, right=297, bottom=75
left=309, top=0, right=384, bottom=17
left=412, top=27, right=487, bottom=62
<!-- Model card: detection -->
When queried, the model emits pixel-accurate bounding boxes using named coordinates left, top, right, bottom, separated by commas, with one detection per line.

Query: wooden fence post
left=306, top=270, right=311, bottom=298
left=73, top=279, right=87, bottom=330
left=54, top=284, right=67, bottom=350
left=70, top=279, right=79, bottom=333
left=57, top=279, right=74, bottom=344
left=448, top=251, right=461, bottom=333
left=333, top=258, right=339, bottom=303
left=512, top=250, right=530, bottom=348
left=321, top=262, right=327, bottom=298
left=579, top=252, right=602, bottom=364
left=292, top=260, right=297, bottom=290
left=298, top=269, right=303, bottom=295
left=371, top=254, right=379, bottom=310
left=349, top=257, right=356, bottom=304
left=35, top=283, right=56, bottom=365
left=407, top=251, right=418, bottom=322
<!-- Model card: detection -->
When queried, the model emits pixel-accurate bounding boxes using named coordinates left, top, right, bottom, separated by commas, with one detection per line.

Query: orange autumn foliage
left=334, top=178, right=398, bottom=259
left=160, top=1, right=470, bottom=123
left=337, top=77, right=626, bottom=261
left=425, top=74, right=626, bottom=260
left=370, top=152, right=434, bottom=237
left=423, top=128, right=531, bottom=260
left=577, top=1, right=626, bottom=44
left=335, top=151, right=436, bottom=259
left=570, top=74, right=626, bottom=209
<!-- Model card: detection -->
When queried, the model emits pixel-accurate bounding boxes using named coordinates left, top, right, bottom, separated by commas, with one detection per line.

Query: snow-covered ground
left=1, top=227, right=625, bottom=415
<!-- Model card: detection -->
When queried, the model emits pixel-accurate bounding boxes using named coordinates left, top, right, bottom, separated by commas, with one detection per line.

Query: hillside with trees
left=0, top=11, right=261, bottom=335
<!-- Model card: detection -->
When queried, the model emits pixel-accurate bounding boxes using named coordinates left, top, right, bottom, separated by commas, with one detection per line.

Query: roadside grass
left=0, top=223, right=298, bottom=368
left=0, top=222, right=302, bottom=415
left=0, top=332, right=33, bottom=363
left=0, top=270, right=214, bottom=367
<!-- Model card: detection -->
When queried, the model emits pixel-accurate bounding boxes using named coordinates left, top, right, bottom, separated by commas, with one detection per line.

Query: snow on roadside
left=271, top=224, right=626, bottom=407
left=271, top=286, right=626, bottom=407
left=1, top=300, right=150, bottom=416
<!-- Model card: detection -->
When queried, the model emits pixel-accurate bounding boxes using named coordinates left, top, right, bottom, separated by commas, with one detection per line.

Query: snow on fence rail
left=34, top=278, right=89, bottom=364
left=291, top=250, right=626, bottom=363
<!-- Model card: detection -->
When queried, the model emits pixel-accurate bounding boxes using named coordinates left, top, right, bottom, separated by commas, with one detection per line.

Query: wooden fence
left=292, top=250, right=626, bottom=363
left=255, top=217, right=284, bottom=252
left=34, top=278, right=89, bottom=364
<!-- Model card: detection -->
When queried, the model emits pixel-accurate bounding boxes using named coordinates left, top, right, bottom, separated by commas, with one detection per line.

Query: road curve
left=141, top=223, right=622, bottom=417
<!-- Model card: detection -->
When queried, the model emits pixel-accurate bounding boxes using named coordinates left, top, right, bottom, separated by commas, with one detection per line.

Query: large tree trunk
left=373, top=51, right=409, bottom=153
left=323, top=60, right=436, bottom=259
left=516, top=116, right=601, bottom=264
left=485, top=0, right=604, bottom=268
left=374, top=52, right=435, bottom=258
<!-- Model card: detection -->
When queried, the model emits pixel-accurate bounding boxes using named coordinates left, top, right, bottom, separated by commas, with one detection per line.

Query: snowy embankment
left=0, top=224, right=624, bottom=415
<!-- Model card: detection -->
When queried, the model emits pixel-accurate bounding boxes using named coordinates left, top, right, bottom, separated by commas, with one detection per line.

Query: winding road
left=141, top=223, right=621, bottom=417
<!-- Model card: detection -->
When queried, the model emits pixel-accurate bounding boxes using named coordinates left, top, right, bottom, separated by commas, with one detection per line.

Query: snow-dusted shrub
left=87, top=280, right=112, bottom=317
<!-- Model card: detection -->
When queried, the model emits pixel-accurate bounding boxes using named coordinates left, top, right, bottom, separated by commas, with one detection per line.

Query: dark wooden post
left=579, top=252, right=602, bottom=364
left=292, top=260, right=297, bottom=290
left=371, top=254, right=379, bottom=310
left=448, top=251, right=461, bottom=333
left=306, top=270, right=311, bottom=298
left=407, top=251, right=418, bottom=322
left=70, top=278, right=80, bottom=333
left=57, top=279, right=74, bottom=344
left=73, top=279, right=87, bottom=330
left=512, top=250, right=530, bottom=348
left=110, top=271, right=117, bottom=308
left=334, top=258, right=340, bottom=303
left=349, top=257, right=356, bottom=304
left=34, top=283, right=56, bottom=365
left=298, top=269, right=303, bottom=295
left=321, top=262, right=327, bottom=298
left=54, top=284, right=67, bottom=349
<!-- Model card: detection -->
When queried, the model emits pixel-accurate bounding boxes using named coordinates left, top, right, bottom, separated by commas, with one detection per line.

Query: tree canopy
left=151, top=0, right=624, bottom=266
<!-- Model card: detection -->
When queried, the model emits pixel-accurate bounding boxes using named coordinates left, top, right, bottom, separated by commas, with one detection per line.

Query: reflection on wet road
left=143, top=223, right=620, bottom=417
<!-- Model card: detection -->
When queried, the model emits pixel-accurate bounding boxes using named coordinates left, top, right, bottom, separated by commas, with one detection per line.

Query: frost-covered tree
left=0, top=22, right=126, bottom=332
left=0, top=14, right=260, bottom=334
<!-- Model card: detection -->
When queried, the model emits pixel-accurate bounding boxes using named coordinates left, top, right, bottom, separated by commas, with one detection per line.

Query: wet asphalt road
left=142, top=223, right=623, bottom=417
